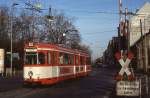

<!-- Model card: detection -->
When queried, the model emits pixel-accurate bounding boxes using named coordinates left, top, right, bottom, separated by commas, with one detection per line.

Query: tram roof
left=25, top=42, right=90, bottom=57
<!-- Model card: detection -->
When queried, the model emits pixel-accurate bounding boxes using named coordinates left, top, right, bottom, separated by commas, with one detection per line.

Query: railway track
left=0, top=87, right=48, bottom=98
left=0, top=67, right=117, bottom=98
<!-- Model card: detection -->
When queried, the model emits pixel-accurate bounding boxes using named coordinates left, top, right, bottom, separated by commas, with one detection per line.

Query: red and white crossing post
left=115, top=0, right=135, bottom=81
left=115, top=51, right=135, bottom=81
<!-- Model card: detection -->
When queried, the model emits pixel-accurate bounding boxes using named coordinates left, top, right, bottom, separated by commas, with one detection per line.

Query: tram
left=24, top=42, right=91, bottom=85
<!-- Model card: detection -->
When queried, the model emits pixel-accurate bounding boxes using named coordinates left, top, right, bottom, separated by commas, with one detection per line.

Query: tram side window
left=64, top=53, right=69, bottom=65
left=75, top=55, right=79, bottom=65
left=80, top=56, right=85, bottom=65
left=86, top=57, right=91, bottom=65
left=59, top=53, right=74, bottom=65
left=59, top=53, right=64, bottom=64
left=52, top=51, right=57, bottom=64
left=70, top=55, right=74, bottom=65
left=25, top=52, right=37, bottom=65
left=38, top=53, right=45, bottom=64
left=47, top=52, right=51, bottom=64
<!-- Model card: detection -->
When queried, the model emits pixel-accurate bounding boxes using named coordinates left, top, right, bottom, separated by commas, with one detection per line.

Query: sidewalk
left=109, top=70, right=150, bottom=98
left=0, top=71, right=23, bottom=92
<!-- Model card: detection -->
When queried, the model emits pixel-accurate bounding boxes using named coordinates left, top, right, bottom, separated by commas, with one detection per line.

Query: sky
left=0, top=0, right=149, bottom=60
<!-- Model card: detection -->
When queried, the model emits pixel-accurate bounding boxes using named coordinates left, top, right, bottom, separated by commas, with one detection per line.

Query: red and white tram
left=24, top=43, right=91, bottom=85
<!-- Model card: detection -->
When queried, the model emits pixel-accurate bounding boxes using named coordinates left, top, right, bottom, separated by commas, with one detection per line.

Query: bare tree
left=0, top=5, right=91, bottom=70
left=79, top=44, right=92, bottom=56
left=0, top=5, right=91, bottom=56
left=41, top=11, right=81, bottom=47
left=0, top=7, right=10, bottom=51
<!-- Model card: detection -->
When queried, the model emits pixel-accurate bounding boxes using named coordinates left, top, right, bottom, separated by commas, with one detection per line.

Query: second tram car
left=24, top=42, right=91, bottom=85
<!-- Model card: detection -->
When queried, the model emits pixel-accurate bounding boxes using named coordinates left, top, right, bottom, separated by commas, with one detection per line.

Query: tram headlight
left=28, top=71, right=33, bottom=77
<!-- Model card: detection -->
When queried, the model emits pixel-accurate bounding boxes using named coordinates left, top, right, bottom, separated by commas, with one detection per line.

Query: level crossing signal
left=115, top=51, right=135, bottom=81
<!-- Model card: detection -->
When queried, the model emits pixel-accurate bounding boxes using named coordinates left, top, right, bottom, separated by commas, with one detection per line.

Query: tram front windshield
left=25, top=52, right=45, bottom=65
left=25, top=52, right=37, bottom=65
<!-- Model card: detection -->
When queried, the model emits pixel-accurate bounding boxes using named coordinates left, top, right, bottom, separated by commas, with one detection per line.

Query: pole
left=10, top=2, right=18, bottom=76
left=125, top=8, right=129, bottom=51
left=140, top=19, right=143, bottom=44
left=144, top=19, right=149, bottom=95
left=49, top=6, right=52, bottom=17
left=118, top=0, right=122, bottom=51
left=140, top=19, right=144, bottom=70
left=48, top=6, right=52, bottom=43
left=10, top=5, right=14, bottom=76
left=146, top=75, right=149, bottom=95
left=144, top=19, right=148, bottom=73
left=118, top=0, right=124, bottom=60
left=119, top=0, right=123, bottom=37
left=140, top=78, right=142, bottom=98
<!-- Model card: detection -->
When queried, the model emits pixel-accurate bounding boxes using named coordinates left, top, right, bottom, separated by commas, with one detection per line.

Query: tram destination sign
left=25, top=48, right=37, bottom=52
left=116, top=81, right=140, bottom=96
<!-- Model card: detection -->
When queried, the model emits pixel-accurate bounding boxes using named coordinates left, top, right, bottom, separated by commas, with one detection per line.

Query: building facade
left=103, top=2, right=150, bottom=72
left=129, top=2, right=150, bottom=73
left=103, top=37, right=120, bottom=67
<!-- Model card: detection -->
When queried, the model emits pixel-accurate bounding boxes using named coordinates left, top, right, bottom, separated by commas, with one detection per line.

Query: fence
left=136, top=75, right=149, bottom=98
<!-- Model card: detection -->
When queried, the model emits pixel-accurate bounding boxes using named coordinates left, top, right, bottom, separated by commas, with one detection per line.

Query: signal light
left=115, top=74, right=123, bottom=81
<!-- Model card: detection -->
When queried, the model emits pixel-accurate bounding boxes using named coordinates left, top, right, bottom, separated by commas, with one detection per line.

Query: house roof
left=130, top=2, right=150, bottom=46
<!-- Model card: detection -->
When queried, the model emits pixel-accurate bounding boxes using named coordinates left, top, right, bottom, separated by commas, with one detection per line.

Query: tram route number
left=116, top=81, right=140, bottom=96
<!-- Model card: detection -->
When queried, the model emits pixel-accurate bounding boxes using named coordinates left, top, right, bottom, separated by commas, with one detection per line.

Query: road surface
left=0, top=67, right=118, bottom=98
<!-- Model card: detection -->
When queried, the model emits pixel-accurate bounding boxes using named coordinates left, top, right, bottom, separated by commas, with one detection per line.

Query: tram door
left=47, top=51, right=52, bottom=78
left=48, top=51, right=58, bottom=78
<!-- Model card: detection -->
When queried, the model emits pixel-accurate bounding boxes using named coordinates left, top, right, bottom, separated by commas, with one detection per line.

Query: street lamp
left=10, top=3, right=19, bottom=76
left=45, top=15, right=54, bottom=22
left=45, top=6, right=54, bottom=22
left=63, top=33, right=66, bottom=37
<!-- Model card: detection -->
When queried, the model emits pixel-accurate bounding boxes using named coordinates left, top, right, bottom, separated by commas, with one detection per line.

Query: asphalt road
left=0, top=67, right=117, bottom=98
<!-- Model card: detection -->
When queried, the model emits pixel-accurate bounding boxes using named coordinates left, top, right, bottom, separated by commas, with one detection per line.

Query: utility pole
left=46, top=6, right=54, bottom=22
left=118, top=0, right=127, bottom=57
left=115, top=0, right=135, bottom=81
left=125, top=8, right=130, bottom=51
left=144, top=19, right=148, bottom=73
left=118, top=0, right=123, bottom=53
left=47, top=6, right=54, bottom=43
left=140, top=19, right=144, bottom=70
left=119, top=0, right=123, bottom=37
left=118, top=0, right=129, bottom=54
left=10, top=2, right=18, bottom=76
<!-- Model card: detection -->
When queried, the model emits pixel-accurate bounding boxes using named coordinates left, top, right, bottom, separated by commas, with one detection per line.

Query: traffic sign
left=115, top=51, right=135, bottom=81
left=116, top=81, right=140, bottom=96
